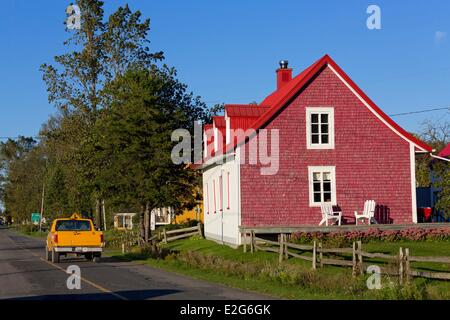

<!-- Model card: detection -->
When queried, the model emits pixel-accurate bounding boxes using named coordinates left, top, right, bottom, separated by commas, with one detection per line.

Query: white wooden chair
left=354, top=200, right=377, bottom=225
left=319, top=203, right=342, bottom=226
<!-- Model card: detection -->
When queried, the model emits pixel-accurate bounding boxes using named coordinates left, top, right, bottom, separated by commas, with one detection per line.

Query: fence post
left=357, top=241, right=363, bottom=275
left=352, top=242, right=357, bottom=277
left=197, top=223, right=203, bottom=237
left=252, top=231, right=257, bottom=252
left=319, top=242, right=323, bottom=268
left=284, top=234, right=289, bottom=260
left=405, top=248, right=410, bottom=283
left=163, top=228, right=167, bottom=244
left=250, top=231, right=254, bottom=253
left=122, top=243, right=125, bottom=254
left=279, top=234, right=284, bottom=263
left=243, top=232, right=247, bottom=253
left=399, top=247, right=404, bottom=285
left=312, top=241, right=317, bottom=270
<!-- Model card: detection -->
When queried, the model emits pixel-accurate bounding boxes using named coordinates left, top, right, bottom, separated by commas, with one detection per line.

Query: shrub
left=105, top=228, right=140, bottom=248
left=375, top=280, right=428, bottom=300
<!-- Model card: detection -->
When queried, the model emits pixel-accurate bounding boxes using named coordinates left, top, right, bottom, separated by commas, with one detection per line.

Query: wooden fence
left=244, top=232, right=450, bottom=282
left=161, top=223, right=203, bottom=244
left=119, top=223, right=203, bottom=253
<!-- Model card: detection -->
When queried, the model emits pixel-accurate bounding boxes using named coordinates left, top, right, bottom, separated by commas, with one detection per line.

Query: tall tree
left=81, top=66, right=206, bottom=241
left=40, top=1, right=163, bottom=224
left=0, top=138, right=46, bottom=223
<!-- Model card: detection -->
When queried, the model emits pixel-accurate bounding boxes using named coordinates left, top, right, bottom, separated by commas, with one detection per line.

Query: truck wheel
left=92, top=255, right=101, bottom=263
left=45, top=246, right=51, bottom=261
left=51, top=249, right=60, bottom=263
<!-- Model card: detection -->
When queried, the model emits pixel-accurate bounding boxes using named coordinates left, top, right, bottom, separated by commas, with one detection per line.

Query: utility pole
left=39, top=181, right=45, bottom=232
left=102, top=199, right=107, bottom=231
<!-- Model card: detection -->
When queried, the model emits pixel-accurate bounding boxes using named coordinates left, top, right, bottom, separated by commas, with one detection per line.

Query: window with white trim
left=219, top=175, right=223, bottom=212
left=227, top=172, right=230, bottom=210
left=308, top=166, right=336, bottom=207
left=306, top=107, right=334, bottom=149
left=213, top=179, right=217, bottom=213
left=205, top=183, right=209, bottom=214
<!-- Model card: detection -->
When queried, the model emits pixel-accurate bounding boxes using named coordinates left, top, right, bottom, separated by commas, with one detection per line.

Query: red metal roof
left=438, top=143, right=450, bottom=158
left=212, top=116, right=226, bottom=128
left=238, top=54, right=432, bottom=154
left=225, top=104, right=270, bottom=117
left=260, top=56, right=324, bottom=108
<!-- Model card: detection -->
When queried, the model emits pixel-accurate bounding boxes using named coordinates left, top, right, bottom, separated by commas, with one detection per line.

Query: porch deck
left=239, top=222, right=450, bottom=234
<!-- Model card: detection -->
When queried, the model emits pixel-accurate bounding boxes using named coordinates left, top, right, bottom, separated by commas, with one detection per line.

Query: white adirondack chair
left=319, top=203, right=342, bottom=226
left=354, top=200, right=377, bottom=225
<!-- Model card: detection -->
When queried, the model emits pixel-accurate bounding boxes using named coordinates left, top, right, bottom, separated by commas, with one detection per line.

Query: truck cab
left=46, top=213, right=104, bottom=263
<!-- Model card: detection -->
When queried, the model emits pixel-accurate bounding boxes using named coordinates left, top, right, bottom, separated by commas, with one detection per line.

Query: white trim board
left=410, top=143, right=418, bottom=223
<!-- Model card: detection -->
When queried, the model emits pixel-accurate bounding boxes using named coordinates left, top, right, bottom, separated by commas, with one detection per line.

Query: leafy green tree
left=0, top=138, right=46, bottom=223
left=44, top=165, right=69, bottom=217
left=415, top=119, right=449, bottom=217
left=82, top=67, right=206, bottom=241
left=40, top=1, right=164, bottom=225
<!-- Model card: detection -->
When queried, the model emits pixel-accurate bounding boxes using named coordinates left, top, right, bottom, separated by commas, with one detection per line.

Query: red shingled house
left=196, top=55, right=433, bottom=246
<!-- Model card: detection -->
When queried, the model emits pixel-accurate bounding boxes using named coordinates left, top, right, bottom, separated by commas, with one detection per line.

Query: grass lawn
left=105, top=237, right=450, bottom=300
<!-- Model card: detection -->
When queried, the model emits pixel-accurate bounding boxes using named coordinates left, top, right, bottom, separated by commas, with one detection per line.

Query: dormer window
left=306, top=107, right=335, bottom=149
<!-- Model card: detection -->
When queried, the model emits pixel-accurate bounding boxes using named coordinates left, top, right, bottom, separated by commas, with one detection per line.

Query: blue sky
left=0, top=0, right=449, bottom=139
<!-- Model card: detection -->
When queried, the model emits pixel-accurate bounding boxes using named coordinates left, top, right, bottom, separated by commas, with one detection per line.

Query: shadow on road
left=4, top=289, right=182, bottom=300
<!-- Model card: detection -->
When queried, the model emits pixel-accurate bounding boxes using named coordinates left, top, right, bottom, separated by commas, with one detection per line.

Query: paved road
left=0, top=227, right=270, bottom=300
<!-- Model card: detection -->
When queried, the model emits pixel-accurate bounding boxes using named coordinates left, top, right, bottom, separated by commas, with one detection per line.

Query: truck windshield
left=56, top=220, right=91, bottom=231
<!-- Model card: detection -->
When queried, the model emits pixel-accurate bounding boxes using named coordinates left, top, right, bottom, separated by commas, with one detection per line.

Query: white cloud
left=434, top=31, right=446, bottom=45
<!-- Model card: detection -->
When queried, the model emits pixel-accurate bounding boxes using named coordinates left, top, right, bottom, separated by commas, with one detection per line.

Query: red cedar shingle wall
left=240, top=67, right=413, bottom=227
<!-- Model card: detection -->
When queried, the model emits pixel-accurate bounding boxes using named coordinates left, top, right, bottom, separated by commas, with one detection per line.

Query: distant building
left=113, top=213, right=136, bottom=230
left=417, top=143, right=450, bottom=221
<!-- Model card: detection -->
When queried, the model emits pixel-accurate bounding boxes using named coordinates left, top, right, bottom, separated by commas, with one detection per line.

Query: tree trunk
left=144, top=202, right=150, bottom=242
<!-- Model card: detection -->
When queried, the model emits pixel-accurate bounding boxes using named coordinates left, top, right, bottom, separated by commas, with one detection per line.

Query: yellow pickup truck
left=45, top=213, right=104, bottom=263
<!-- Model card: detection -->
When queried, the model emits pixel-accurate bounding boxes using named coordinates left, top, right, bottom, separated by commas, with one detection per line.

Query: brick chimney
left=276, top=60, right=292, bottom=90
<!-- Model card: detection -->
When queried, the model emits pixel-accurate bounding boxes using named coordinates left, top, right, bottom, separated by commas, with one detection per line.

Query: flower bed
left=291, top=227, right=450, bottom=247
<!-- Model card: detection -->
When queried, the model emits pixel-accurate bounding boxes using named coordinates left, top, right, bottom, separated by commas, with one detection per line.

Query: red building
left=197, top=55, right=433, bottom=246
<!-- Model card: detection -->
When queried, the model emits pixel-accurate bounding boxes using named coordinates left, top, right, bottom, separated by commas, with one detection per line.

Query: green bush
left=105, top=228, right=140, bottom=248
left=375, top=279, right=428, bottom=300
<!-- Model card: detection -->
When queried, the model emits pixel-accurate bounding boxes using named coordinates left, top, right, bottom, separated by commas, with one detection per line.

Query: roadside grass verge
left=11, top=225, right=47, bottom=239
left=105, top=237, right=450, bottom=300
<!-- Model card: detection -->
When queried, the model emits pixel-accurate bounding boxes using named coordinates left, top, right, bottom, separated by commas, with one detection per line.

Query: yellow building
left=175, top=203, right=204, bottom=224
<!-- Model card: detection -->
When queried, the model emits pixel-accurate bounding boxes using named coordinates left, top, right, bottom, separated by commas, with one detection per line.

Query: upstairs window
left=306, top=107, right=334, bottom=149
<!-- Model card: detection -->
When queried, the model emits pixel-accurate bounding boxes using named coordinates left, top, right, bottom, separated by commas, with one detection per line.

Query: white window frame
left=308, top=166, right=337, bottom=207
left=306, top=107, right=335, bottom=149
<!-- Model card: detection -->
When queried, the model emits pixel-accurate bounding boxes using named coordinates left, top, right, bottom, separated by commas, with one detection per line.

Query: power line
left=0, top=106, right=448, bottom=140
left=389, top=107, right=450, bottom=117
